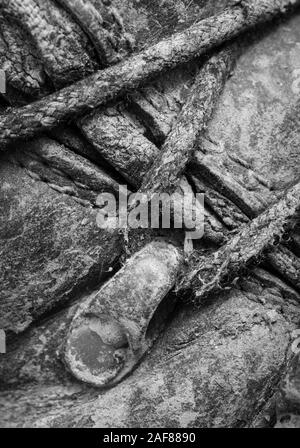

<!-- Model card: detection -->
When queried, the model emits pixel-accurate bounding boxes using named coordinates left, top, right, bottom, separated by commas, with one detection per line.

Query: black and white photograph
left=0, top=0, right=300, bottom=432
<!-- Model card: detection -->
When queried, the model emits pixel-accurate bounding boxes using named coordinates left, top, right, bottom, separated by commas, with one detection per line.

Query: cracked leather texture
left=0, top=0, right=300, bottom=428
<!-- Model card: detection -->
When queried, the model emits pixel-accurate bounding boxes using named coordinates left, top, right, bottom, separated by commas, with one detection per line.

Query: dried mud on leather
left=0, top=0, right=300, bottom=429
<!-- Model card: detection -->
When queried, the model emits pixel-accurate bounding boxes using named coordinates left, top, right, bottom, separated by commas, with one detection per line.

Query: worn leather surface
left=195, top=14, right=300, bottom=203
left=0, top=0, right=233, bottom=336
left=0, top=150, right=122, bottom=334
left=0, top=0, right=300, bottom=428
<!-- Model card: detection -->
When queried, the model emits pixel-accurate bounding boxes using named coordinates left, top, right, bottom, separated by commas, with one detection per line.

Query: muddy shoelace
left=0, top=0, right=299, bottom=149
left=0, top=0, right=300, bottom=389
left=1, top=0, right=299, bottom=309
left=178, top=182, right=300, bottom=301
